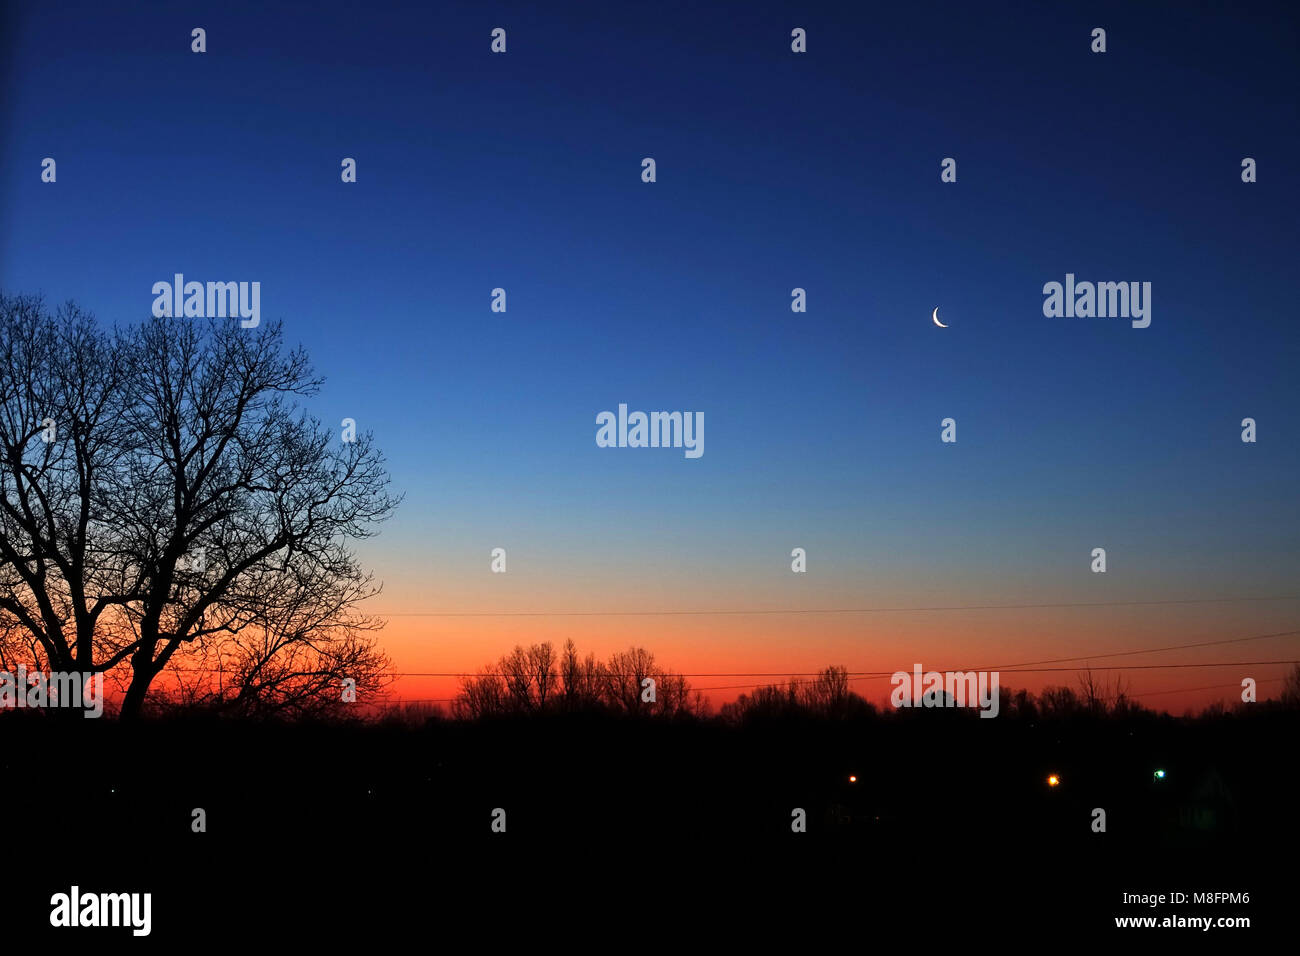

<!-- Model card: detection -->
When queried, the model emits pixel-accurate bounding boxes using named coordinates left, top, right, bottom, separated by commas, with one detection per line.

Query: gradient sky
left=2, top=0, right=1298, bottom=712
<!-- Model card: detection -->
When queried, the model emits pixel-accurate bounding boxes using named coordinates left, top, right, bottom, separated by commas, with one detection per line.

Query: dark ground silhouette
left=5, top=700, right=1292, bottom=942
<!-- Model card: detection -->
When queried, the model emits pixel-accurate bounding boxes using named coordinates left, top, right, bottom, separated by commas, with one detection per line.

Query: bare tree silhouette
left=719, top=666, right=872, bottom=724
left=1282, top=662, right=1300, bottom=708
left=0, top=294, right=399, bottom=718
left=1077, top=667, right=1133, bottom=716
left=454, top=640, right=699, bottom=718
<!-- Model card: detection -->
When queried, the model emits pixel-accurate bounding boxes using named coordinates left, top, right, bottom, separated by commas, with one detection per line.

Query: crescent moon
left=932, top=307, right=948, bottom=329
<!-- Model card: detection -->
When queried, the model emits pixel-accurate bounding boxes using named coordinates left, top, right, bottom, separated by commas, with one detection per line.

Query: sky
left=2, top=0, right=1298, bottom=713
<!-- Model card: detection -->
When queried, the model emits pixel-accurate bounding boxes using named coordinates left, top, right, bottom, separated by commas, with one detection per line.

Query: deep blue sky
left=2, top=0, right=1297, bottom=634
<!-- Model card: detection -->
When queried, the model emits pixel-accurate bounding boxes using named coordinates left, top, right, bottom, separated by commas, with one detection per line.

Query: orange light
left=848, top=775, right=857, bottom=783
left=1047, top=774, right=1060, bottom=787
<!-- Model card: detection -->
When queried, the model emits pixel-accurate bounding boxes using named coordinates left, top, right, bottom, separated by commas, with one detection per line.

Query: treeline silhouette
left=400, top=639, right=1300, bottom=726
left=451, top=639, right=701, bottom=718
left=11, top=642, right=1296, bottom=940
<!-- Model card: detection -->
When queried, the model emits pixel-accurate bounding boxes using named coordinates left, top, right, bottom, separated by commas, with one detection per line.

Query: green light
left=1154, top=769, right=1166, bottom=780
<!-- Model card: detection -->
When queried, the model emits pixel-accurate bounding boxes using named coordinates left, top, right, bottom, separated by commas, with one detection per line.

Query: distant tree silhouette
left=605, top=646, right=656, bottom=715
left=0, top=294, right=398, bottom=718
left=558, top=637, right=605, bottom=711
left=1282, top=663, right=1300, bottom=708
left=1010, top=688, right=1037, bottom=719
left=1037, top=685, right=1080, bottom=717
left=1077, top=668, right=1134, bottom=716
left=720, top=666, right=873, bottom=724
left=798, top=665, right=860, bottom=717
left=455, top=663, right=507, bottom=719
left=453, top=640, right=699, bottom=718
left=720, top=681, right=796, bottom=723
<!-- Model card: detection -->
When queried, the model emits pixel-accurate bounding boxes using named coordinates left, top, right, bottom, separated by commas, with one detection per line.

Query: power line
left=372, top=594, right=1300, bottom=617
left=297, top=626, right=1300, bottom=678
left=151, top=626, right=1300, bottom=678
left=961, top=629, right=1300, bottom=671
left=985, top=661, right=1296, bottom=672
left=384, top=676, right=1291, bottom=707
left=141, top=627, right=1300, bottom=709
left=688, top=663, right=1297, bottom=694
left=1123, top=677, right=1284, bottom=699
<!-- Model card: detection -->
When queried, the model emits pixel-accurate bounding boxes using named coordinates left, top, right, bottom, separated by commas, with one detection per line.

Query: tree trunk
left=119, top=668, right=153, bottom=720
